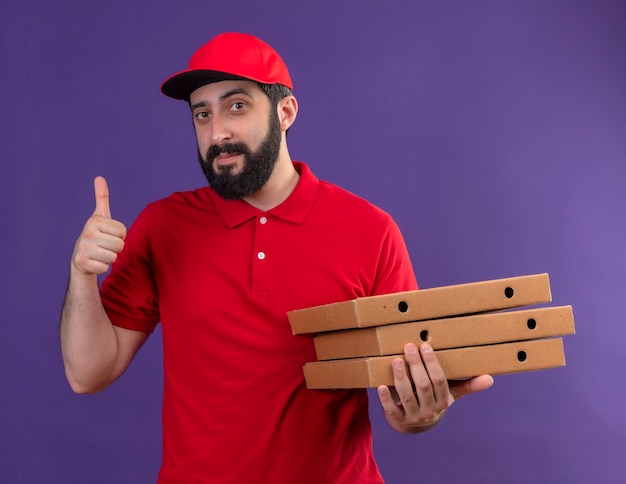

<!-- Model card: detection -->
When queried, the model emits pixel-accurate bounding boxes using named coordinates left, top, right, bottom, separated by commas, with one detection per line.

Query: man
left=60, top=32, right=493, bottom=483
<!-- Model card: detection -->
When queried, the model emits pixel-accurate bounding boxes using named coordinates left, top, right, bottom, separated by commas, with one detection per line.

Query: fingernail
left=393, top=359, right=404, bottom=370
left=405, top=343, right=418, bottom=354
left=421, top=343, right=432, bottom=353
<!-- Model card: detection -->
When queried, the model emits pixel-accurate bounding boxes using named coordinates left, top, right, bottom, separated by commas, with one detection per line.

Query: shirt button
left=257, top=251, right=266, bottom=260
left=259, top=216, right=268, bottom=224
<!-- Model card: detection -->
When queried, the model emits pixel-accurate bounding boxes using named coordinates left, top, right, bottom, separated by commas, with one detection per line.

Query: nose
left=210, top=112, right=231, bottom=146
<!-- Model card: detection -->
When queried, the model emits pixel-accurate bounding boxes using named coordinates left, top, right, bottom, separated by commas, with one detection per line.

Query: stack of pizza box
left=287, top=274, right=575, bottom=389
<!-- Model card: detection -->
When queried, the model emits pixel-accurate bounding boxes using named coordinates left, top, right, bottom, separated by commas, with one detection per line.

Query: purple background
left=2, top=0, right=625, bottom=482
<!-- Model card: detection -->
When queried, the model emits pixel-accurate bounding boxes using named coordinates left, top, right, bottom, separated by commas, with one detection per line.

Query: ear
left=277, top=95, right=298, bottom=132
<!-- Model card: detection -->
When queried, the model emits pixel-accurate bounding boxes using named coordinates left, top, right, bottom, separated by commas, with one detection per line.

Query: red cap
left=161, top=32, right=293, bottom=100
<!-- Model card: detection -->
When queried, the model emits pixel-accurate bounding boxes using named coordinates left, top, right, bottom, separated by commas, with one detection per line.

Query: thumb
left=449, top=374, right=494, bottom=401
left=93, top=176, right=112, bottom=218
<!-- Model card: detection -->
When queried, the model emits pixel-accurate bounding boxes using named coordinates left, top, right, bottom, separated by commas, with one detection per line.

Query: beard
left=198, top=108, right=282, bottom=200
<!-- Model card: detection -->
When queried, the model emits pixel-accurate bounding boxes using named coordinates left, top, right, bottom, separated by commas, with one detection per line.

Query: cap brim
left=161, top=70, right=249, bottom=100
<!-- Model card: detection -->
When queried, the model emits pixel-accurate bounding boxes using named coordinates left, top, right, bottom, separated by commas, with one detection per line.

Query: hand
left=377, top=343, right=494, bottom=433
left=71, top=176, right=127, bottom=275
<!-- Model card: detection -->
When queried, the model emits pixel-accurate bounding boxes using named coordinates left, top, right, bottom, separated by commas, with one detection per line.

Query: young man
left=60, top=32, right=492, bottom=483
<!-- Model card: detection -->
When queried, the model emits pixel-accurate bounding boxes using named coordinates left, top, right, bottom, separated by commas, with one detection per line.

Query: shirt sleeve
left=100, top=206, right=160, bottom=333
left=370, top=216, right=419, bottom=296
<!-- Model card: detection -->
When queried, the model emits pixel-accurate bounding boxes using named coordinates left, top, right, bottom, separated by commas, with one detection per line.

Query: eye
left=194, top=111, right=210, bottom=121
left=230, top=101, right=246, bottom=112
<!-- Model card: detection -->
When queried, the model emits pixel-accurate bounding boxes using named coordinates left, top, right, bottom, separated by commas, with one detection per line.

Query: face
left=190, top=80, right=282, bottom=200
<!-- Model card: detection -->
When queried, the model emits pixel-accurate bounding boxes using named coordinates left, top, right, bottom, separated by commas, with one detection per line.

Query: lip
left=215, top=152, right=241, bottom=166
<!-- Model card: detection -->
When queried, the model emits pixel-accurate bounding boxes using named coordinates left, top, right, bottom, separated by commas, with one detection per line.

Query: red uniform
left=101, top=162, right=417, bottom=483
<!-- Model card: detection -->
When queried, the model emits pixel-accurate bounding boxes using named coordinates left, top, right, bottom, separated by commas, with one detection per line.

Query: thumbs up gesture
left=71, top=177, right=128, bottom=275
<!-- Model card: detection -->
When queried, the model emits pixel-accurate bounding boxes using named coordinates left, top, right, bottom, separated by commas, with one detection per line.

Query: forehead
left=189, top=79, right=265, bottom=105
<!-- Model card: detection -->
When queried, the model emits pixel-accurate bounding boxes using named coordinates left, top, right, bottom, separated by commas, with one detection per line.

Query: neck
left=244, top=151, right=299, bottom=211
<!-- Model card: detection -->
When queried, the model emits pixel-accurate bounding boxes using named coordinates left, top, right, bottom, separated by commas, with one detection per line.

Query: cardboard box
left=314, top=305, right=575, bottom=360
left=303, top=338, right=566, bottom=388
left=289, top=274, right=552, bottom=334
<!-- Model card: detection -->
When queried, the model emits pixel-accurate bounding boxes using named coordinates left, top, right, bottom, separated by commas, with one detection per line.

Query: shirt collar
left=211, top=161, right=319, bottom=228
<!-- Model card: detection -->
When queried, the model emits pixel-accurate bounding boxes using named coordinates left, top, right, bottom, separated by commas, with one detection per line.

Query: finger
left=74, top=230, right=125, bottom=260
left=392, top=350, right=419, bottom=412
left=377, top=385, right=400, bottom=411
left=93, top=176, right=111, bottom=218
left=377, top=385, right=406, bottom=430
left=81, top=212, right=127, bottom=242
left=73, top=258, right=111, bottom=275
left=72, top=240, right=121, bottom=275
left=94, top=230, right=126, bottom=252
left=418, top=343, right=452, bottom=407
left=388, top=387, right=401, bottom=406
left=404, top=343, right=433, bottom=409
left=449, top=375, right=495, bottom=400
left=94, top=218, right=127, bottom=240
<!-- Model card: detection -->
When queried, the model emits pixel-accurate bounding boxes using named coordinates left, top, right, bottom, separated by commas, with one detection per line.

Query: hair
left=258, top=83, right=293, bottom=106
left=259, top=83, right=293, bottom=136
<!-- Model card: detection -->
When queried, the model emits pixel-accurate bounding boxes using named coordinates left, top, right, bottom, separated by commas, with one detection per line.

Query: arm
left=377, top=343, right=494, bottom=433
left=371, top=219, right=493, bottom=432
left=60, top=177, right=148, bottom=394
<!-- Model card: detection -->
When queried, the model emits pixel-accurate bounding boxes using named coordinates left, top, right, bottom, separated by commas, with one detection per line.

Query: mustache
left=206, top=142, right=251, bottom=162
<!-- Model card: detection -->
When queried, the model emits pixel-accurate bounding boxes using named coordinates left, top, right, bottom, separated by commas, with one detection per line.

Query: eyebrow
left=190, top=87, right=254, bottom=111
left=219, top=87, right=253, bottom=101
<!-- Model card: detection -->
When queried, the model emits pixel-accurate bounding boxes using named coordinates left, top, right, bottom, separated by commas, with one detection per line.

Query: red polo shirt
left=101, top=162, right=418, bottom=483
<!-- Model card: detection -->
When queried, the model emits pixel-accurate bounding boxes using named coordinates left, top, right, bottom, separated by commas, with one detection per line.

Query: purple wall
left=2, top=0, right=625, bottom=482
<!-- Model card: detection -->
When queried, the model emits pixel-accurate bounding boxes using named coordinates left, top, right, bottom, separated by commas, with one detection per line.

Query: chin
left=215, top=160, right=244, bottom=175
